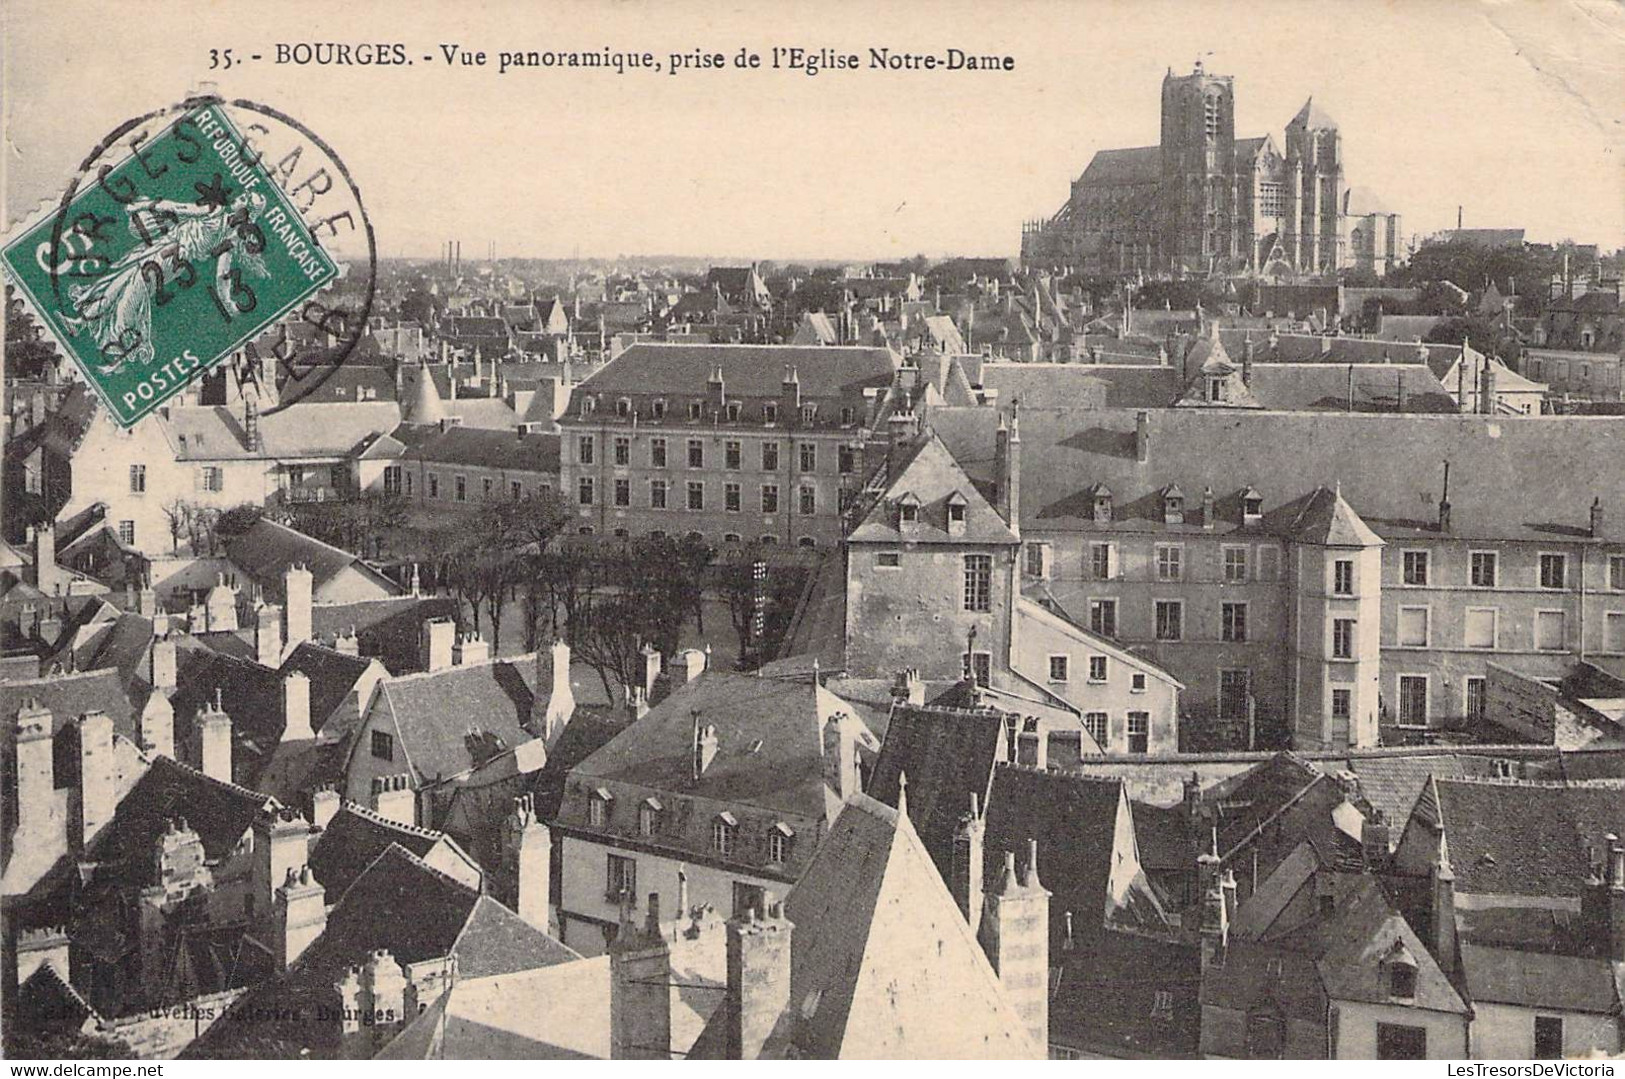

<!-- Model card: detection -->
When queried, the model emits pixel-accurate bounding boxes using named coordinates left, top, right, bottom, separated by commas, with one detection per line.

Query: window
left=580, top=396, right=597, bottom=416
left=200, top=466, right=224, bottom=493
left=1223, top=546, right=1249, bottom=583
left=1388, top=963, right=1417, bottom=1000
left=1398, top=675, right=1428, bottom=725
left=969, top=651, right=992, bottom=687
left=1464, top=608, right=1497, bottom=649
left=651, top=437, right=668, bottom=467
left=688, top=401, right=703, bottom=421
left=1535, top=609, right=1566, bottom=651
left=1131, top=672, right=1147, bottom=692
left=1398, top=606, right=1430, bottom=647
left=733, top=881, right=766, bottom=918
left=800, top=404, right=816, bottom=425
left=1376, top=1023, right=1426, bottom=1061
left=1206, top=376, right=1225, bottom=402
left=1090, top=599, right=1118, bottom=638
left=799, top=442, right=816, bottom=472
left=761, top=442, right=779, bottom=471
left=652, top=399, right=667, bottom=420
left=405, top=472, right=414, bottom=496
left=725, top=401, right=742, bottom=422
left=725, top=440, right=741, bottom=469
left=1331, top=687, right=1352, bottom=721
left=453, top=475, right=467, bottom=503
left=1471, top=551, right=1498, bottom=588
left=1221, top=602, right=1248, bottom=642
left=687, top=439, right=704, bottom=468
left=838, top=446, right=855, bottom=475
left=482, top=477, right=494, bottom=500
left=1089, top=542, right=1115, bottom=580
left=877, top=551, right=900, bottom=568
left=1606, top=612, right=1625, bottom=653
left=763, top=402, right=779, bottom=425
left=768, top=826, right=792, bottom=864
left=1257, top=545, right=1280, bottom=582
left=1402, top=550, right=1429, bottom=586
left=712, top=817, right=737, bottom=856
left=1466, top=676, right=1487, bottom=721
left=578, top=476, right=594, bottom=505
left=1534, top=1016, right=1564, bottom=1060
left=963, top=555, right=992, bottom=612
left=1332, top=618, right=1356, bottom=659
left=1154, top=600, right=1183, bottom=641
left=129, top=464, right=146, bottom=493
left=371, top=730, right=393, bottom=761
left=118, top=520, right=135, bottom=545
left=1540, top=553, right=1567, bottom=590
left=1025, top=544, right=1048, bottom=578
left=1219, top=669, right=1250, bottom=719
left=1155, top=545, right=1183, bottom=581
left=1088, top=655, right=1108, bottom=682
left=610, top=436, right=629, bottom=466
left=606, top=854, right=636, bottom=903
left=1044, top=655, right=1070, bottom=683
left=589, top=791, right=612, bottom=827
left=1127, top=712, right=1149, bottom=754
left=761, top=484, right=779, bottom=514
left=687, top=481, right=704, bottom=511
left=650, top=479, right=668, bottom=509
left=578, top=435, right=595, bottom=465
left=718, top=481, right=740, bottom=513
left=1611, top=555, right=1625, bottom=591
left=614, top=478, right=631, bottom=507
left=639, top=801, right=660, bottom=837
left=840, top=406, right=855, bottom=426
left=1084, top=713, right=1108, bottom=746
left=429, top=474, right=440, bottom=499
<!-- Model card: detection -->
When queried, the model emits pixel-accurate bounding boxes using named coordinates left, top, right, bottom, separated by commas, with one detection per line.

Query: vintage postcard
left=2, top=0, right=1623, bottom=1064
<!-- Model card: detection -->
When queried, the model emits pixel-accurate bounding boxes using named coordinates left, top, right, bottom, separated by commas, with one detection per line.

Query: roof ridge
left=384, top=651, right=535, bottom=685
left=252, top=517, right=363, bottom=565
left=0, top=666, right=123, bottom=689
left=376, top=840, right=482, bottom=898
left=337, top=799, right=448, bottom=840
left=993, top=760, right=1121, bottom=787
left=150, top=754, right=277, bottom=806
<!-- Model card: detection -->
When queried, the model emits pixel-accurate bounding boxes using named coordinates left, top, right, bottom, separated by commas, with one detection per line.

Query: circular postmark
left=7, top=93, right=376, bottom=425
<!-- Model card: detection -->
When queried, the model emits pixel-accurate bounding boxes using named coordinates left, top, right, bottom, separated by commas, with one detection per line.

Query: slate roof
left=778, top=794, right=1035, bottom=1059
left=307, top=595, right=461, bottom=674
left=1207, top=752, right=1328, bottom=859
left=1243, top=364, right=1458, bottom=413
left=365, top=654, right=548, bottom=784
left=226, top=518, right=399, bottom=597
left=1289, top=96, right=1337, bottom=129
left=572, top=343, right=896, bottom=408
left=277, top=365, right=398, bottom=407
left=848, top=431, right=1019, bottom=546
left=406, top=425, right=560, bottom=472
left=0, top=667, right=137, bottom=748
left=1076, top=146, right=1161, bottom=188
left=1338, top=752, right=1507, bottom=831
left=975, top=363, right=1113, bottom=410
left=281, top=642, right=377, bottom=736
left=1459, top=942, right=1622, bottom=1013
left=307, top=803, right=448, bottom=900
left=926, top=405, right=1625, bottom=541
left=1421, top=777, right=1625, bottom=898
left=1050, top=931, right=1202, bottom=1057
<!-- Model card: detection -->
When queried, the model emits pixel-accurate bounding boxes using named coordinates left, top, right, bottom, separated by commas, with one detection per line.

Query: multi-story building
left=1022, top=62, right=1372, bottom=278
left=917, top=406, right=1625, bottom=750
left=557, top=343, right=897, bottom=548
left=1518, top=348, right=1623, bottom=403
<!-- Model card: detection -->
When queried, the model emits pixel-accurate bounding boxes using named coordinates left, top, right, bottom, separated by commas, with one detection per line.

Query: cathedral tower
left=1285, top=98, right=1343, bottom=276
left=1159, top=61, right=1237, bottom=273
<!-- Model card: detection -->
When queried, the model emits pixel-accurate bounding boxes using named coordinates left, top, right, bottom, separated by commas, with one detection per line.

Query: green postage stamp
left=2, top=103, right=339, bottom=426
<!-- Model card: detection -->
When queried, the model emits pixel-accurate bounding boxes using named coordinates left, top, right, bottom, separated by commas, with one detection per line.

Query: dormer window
left=688, top=401, right=703, bottom=421
left=726, top=401, right=742, bottom=422
left=1207, top=377, right=1225, bottom=402
left=768, top=822, right=794, bottom=864
left=1163, top=485, right=1185, bottom=525
left=712, top=813, right=738, bottom=856
left=1383, top=942, right=1418, bottom=1000
left=1093, top=485, right=1113, bottom=524
left=898, top=492, right=921, bottom=530
left=639, top=797, right=662, bottom=837
left=580, top=396, right=596, bottom=417
left=616, top=397, right=631, bottom=418
left=764, top=402, right=779, bottom=424
left=1242, top=487, right=1264, bottom=522
left=947, top=492, right=968, bottom=535
left=588, top=787, right=614, bottom=828
left=840, top=406, right=855, bottom=426
left=652, top=399, right=667, bottom=420
left=801, top=404, right=817, bottom=425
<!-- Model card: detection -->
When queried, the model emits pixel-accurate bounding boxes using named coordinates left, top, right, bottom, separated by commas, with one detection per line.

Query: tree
left=719, top=546, right=770, bottom=669
left=214, top=502, right=264, bottom=540
left=161, top=499, right=192, bottom=554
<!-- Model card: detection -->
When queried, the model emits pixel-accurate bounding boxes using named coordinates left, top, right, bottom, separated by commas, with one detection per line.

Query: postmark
left=2, top=95, right=376, bottom=426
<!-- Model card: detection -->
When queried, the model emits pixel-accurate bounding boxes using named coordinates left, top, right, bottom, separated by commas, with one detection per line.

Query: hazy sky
left=5, top=0, right=1623, bottom=261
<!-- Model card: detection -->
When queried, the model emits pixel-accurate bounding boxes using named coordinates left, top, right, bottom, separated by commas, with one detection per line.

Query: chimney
left=501, top=793, right=551, bottom=932
left=138, top=685, right=175, bottom=760
left=273, top=865, right=326, bottom=969
left=724, top=902, right=794, bottom=1060
left=708, top=363, right=726, bottom=411
left=281, top=670, right=313, bottom=741
left=1590, top=497, right=1605, bottom=540
left=1197, top=852, right=1228, bottom=973
left=256, top=603, right=284, bottom=667
left=1135, top=410, right=1150, bottom=463
left=535, top=639, right=576, bottom=747
left=1480, top=357, right=1497, bottom=415
left=332, top=627, right=360, bottom=656
left=32, top=522, right=59, bottom=596
left=677, top=647, right=707, bottom=683
left=360, top=950, right=408, bottom=1052
left=692, top=720, right=720, bottom=780
left=610, top=891, right=674, bottom=1059
left=283, top=564, right=313, bottom=652
left=1362, top=811, right=1392, bottom=870
left=627, top=685, right=650, bottom=720
left=951, top=793, right=986, bottom=931
left=894, top=667, right=926, bottom=707
left=149, top=633, right=178, bottom=691
left=194, top=697, right=233, bottom=783
left=77, top=711, right=117, bottom=849
left=244, top=392, right=261, bottom=452
left=15, top=926, right=70, bottom=988
left=822, top=713, right=859, bottom=801
left=781, top=365, right=801, bottom=416
left=978, top=844, right=1050, bottom=1056
left=310, top=788, right=341, bottom=830
left=1201, top=486, right=1215, bottom=531
left=421, top=617, right=455, bottom=672
left=453, top=631, right=490, bottom=666
left=1432, top=855, right=1458, bottom=976
left=1242, top=336, right=1254, bottom=386
left=1439, top=460, right=1453, bottom=533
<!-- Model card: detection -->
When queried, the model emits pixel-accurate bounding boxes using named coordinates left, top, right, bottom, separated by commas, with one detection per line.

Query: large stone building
left=1022, top=62, right=1399, bottom=279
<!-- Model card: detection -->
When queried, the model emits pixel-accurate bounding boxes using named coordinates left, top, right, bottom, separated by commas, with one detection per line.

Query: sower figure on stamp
left=63, top=188, right=268, bottom=372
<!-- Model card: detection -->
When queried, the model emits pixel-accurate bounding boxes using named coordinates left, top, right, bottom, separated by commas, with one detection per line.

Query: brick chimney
left=149, top=633, right=178, bottom=692
left=979, top=841, right=1050, bottom=1054
left=893, top=667, right=926, bottom=707
left=951, top=793, right=985, bottom=931
left=359, top=950, right=408, bottom=1052
left=32, top=522, right=60, bottom=596
left=77, top=711, right=117, bottom=849
left=281, top=670, right=313, bottom=741
left=534, top=639, right=576, bottom=747
left=1197, top=851, right=1226, bottom=972
left=272, top=865, right=326, bottom=969
left=256, top=603, right=284, bottom=667
left=822, top=713, right=859, bottom=801
left=1431, top=853, right=1458, bottom=976
left=676, top=647, right=707, bottom=683
left=194, top=696, right=233, bottom=783
left=501, top=793, right=551, bottom=932
left=371, top=774, right=415, bottom=826
left=1590, top=497, right=1605, bottom=540
left=610, top=893, right=674, bottom=1059
left=420, top=617, right=455, bottom=672
left=138, top=686, right=175, bottom=760
left=283, top=564, right=313, bottom=652
left=310, top=788, right=341, bottom=830
left=453, top=631, right=490, bottom=666
left=724, top=901, right=794, bottom=1059
left=641, top=644, right=663, bottom=701
left=1135, top=410, right=1150, bottom=463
